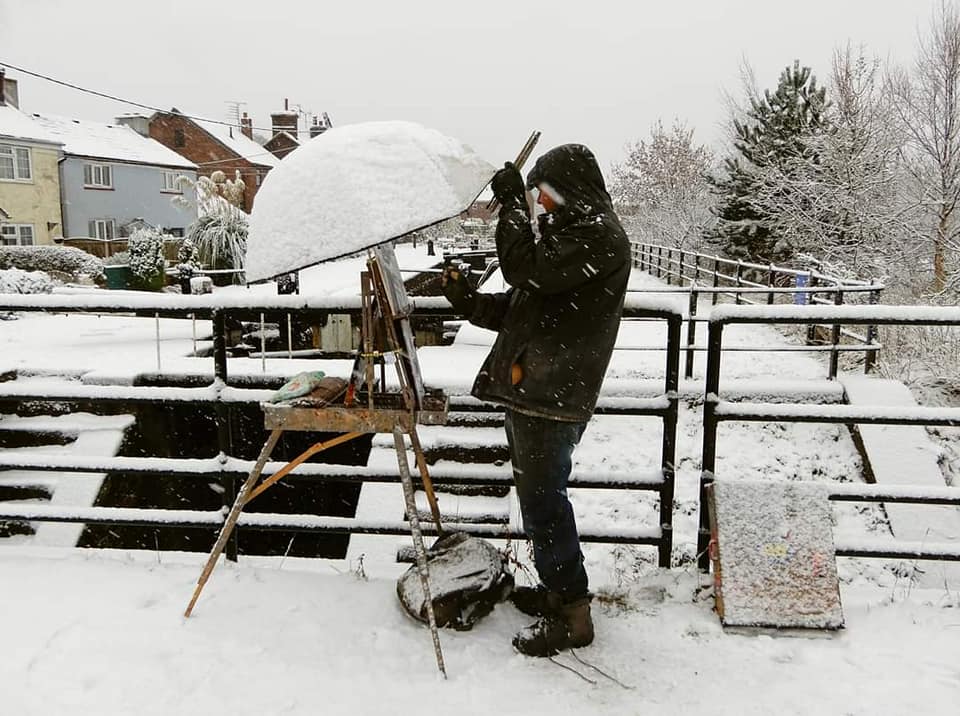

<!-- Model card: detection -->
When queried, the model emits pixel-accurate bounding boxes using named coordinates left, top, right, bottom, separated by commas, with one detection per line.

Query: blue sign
left=794, top=273, right=810, bottom=305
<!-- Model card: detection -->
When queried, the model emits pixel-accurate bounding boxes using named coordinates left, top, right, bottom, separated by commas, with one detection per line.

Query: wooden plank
left=709, top=479, right=844, bottom=629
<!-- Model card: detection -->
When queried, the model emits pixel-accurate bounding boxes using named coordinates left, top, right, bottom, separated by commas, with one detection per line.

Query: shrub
left=127, top=228, right=167, bottom=291
left=103, top=250, right=130, bottom=266
left=0, top=268, right=55, bottom=295
left=186, top=212, right=247, bottom=282
left=0, top=245, right=104, bottom=284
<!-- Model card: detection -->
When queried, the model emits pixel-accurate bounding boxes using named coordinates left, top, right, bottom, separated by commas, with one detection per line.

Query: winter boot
left=509, top=584, right=562, bottom=617
left=512, top=597, right=594, bottom=657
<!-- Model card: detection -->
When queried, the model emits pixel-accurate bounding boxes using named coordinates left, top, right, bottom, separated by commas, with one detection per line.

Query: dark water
left=79, top=400, right=372, bottom=558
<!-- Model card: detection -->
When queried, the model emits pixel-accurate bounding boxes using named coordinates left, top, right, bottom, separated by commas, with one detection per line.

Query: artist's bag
left=396, top=531, right=514, bottom=631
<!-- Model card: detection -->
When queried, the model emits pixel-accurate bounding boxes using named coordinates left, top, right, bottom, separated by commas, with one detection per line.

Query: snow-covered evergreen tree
left=127, top=227, right=167, bottom=291
left=708, top=61, right=830, bottom=262
left=748, top=47, right=917, bottom=276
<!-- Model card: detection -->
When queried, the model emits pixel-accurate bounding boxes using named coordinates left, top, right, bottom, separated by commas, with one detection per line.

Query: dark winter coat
left=468, top=144, right=630, bottom=422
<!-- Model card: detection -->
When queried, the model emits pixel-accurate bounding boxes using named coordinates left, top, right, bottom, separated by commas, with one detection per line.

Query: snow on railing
left=696, top=303, right=960, bottom=570
left=0, top=291, right=686, bottom=564
left=0, top=503, right=662, bottom=545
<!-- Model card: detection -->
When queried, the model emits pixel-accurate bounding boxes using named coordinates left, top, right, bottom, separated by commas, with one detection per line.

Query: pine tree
left=709, top=61, right=830, bottom=262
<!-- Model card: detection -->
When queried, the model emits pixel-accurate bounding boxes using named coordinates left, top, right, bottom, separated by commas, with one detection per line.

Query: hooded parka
left=468, top=144, right=630, bottom=422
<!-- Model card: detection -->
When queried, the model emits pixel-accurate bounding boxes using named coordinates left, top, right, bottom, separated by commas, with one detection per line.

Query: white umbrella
left=245, top=121, right=495, bottom=283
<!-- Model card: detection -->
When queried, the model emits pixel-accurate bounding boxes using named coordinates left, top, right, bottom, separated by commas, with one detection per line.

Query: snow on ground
left=1, top=548, right=957, bottom=716
left=2, top=244, right=959, bottom=714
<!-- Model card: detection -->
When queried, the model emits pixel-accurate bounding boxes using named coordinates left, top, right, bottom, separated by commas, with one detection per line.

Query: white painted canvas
left=245, top=121, right=495, bottom=283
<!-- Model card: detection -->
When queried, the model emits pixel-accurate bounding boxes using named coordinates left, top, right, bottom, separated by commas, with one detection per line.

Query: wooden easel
left=183, top=246, right=449, bottom=677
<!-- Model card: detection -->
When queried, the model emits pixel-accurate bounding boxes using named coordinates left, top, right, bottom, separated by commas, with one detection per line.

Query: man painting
left=442, top=144, right=630, bottom=656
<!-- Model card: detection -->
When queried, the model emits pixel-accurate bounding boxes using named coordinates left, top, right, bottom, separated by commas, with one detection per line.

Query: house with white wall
left=29, top=113, right=199, bottom=240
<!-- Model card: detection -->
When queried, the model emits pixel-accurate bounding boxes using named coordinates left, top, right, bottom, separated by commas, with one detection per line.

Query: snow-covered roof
left=0, top=104, right=62, bottom=146
left=29, top=113, right=197, bottom=169
left=198, top=121, right=279, bottom=168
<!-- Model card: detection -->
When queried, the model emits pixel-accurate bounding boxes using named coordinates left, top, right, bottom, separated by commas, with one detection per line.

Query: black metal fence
left=631, top=242, right=885, bottom=378
left=0, top=293, right=682, bottom=567
left=698, top=303, right=960, bottom=571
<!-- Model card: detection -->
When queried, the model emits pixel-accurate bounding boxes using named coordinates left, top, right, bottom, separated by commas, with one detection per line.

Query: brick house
left=121, top=109, right=278, bottom=214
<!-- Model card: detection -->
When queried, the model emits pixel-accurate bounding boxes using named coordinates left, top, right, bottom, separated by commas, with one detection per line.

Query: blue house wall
left=60, top=157, right=197, bottom=237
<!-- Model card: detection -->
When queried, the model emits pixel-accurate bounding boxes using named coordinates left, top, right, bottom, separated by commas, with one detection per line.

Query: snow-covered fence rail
left=0, top=293, right=684, bottom=566
left=697, top=304, right=960, bottom=569
left=631, top=242, right=885, bottom=376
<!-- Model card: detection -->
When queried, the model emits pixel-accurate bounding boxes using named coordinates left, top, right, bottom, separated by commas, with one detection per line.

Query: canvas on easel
left=368, top=244, right=425, bottom=409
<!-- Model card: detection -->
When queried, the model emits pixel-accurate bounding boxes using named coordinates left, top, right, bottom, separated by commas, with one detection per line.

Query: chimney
left=271, top=100, right=298, bottom=139
left=1, top=69, right=19, bottom=108
left=240, top=112, right=253, bottom=139
left=115, top=114, right=151, bottom=136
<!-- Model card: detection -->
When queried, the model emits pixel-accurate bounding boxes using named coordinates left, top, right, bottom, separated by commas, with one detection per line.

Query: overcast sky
left=0, top=0, right=941, bottom=173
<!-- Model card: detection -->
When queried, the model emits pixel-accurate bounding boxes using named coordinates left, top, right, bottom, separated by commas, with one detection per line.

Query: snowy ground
left=2, top=244, right=959, bottom=714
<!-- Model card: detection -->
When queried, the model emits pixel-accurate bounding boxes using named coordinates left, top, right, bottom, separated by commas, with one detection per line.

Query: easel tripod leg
left=184, top=428, right=283, bottom=618
left=407, top=426, right=443, bottom=534
left=393, top=426, right=447, bottom=678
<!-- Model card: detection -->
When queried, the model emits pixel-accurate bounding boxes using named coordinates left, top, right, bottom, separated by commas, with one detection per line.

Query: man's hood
left=525, top=144, right=613, bottom=216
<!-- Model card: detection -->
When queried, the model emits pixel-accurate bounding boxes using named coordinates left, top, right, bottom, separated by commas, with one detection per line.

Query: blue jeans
left=504, top=409, right=589, bottom=600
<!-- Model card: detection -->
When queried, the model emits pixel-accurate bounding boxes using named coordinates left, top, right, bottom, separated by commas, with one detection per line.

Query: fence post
left=712, top=258, right=720, bottom=305
left=693, top=253, right=700, bottom=283
left=657, top=245, right=663, bottom=278
left=686, top=285, right=698, bottom=379
left=212, top=310, right=238, bottom=562
left=864, top=281, right=880, bottom=374
left=660, top=314, right=681, bottom=568
left=829, top=290, right=844, bottom=379
left=666, top=248, right=673, bottom=285
left=735, top=260, right=744, bottom=304
left=767, top=263, right=776, bottom=305
left=679, top=249, right=686, bottom=285
left=699, top=321, right=725, bottom=571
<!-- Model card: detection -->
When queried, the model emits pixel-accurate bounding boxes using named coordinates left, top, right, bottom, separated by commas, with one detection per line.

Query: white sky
left=0, top=0, right=940, bottom=172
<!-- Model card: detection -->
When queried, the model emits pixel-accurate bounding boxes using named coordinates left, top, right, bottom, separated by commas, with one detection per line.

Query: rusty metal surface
left=261, top=392, right=447, bottom=433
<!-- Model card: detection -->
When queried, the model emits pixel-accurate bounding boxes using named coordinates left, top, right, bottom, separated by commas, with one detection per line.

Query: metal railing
left=631, top=242, right=885, bottom=378
left=698, top=303, right=960, bottom=571
left=0, top=293, right=682, bottom=567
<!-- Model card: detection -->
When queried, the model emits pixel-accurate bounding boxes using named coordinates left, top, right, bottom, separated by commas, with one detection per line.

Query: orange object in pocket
left=510, top=363, right=523, bottom=385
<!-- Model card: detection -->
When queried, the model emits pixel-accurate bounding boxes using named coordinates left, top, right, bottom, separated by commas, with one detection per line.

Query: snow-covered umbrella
left=245, top=121, right=496, bottom=283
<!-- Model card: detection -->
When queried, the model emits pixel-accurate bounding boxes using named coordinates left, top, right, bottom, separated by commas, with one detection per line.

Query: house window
left=165, top=227, right=184, bottom=237
left=161, top=171, right=184, bottom=193
left=1, top=224, right=34, bottom=246
left=0, top=144, right=32, bottom=181
left=88, top=219, right=116, bottom=240
left=83, top=163, right=113, bottom=188
left=174, top=129, right=185, bottom=147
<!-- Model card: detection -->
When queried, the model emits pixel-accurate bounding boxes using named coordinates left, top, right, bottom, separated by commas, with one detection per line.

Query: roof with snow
left=197, top=120, right=279, bottom=168
left=29, top=113, right=197, bottom=169
left=0, top=104, right=63, bottom=146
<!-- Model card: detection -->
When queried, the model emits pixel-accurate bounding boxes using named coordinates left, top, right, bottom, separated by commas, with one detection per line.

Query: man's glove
left=441, top=265, right=476, bottom=315
left=490, top=162, right=526, bottom=210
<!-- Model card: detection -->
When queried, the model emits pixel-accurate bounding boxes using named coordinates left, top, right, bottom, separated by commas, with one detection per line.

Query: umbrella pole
left=485, top=130, right=541, bottom=214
